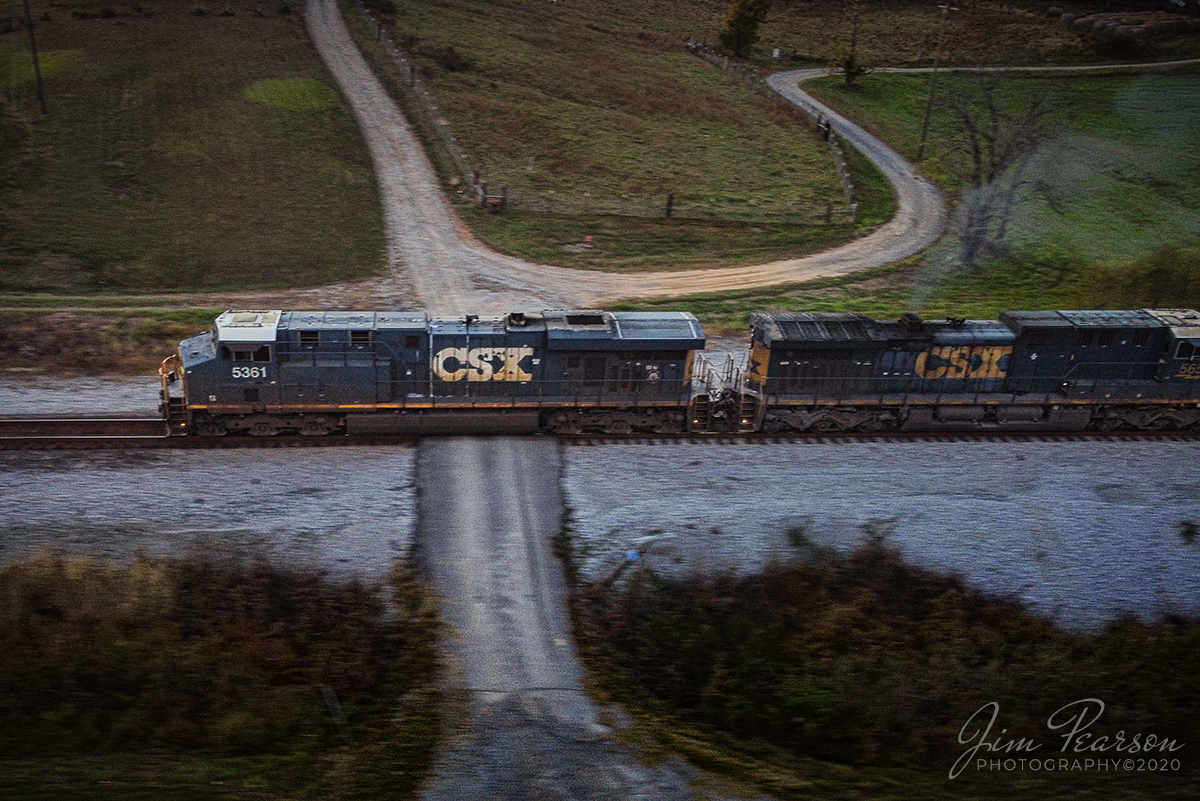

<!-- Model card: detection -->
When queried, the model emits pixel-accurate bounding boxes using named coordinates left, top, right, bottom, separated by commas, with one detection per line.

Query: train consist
left=160, top=307, right=1200, bottom=436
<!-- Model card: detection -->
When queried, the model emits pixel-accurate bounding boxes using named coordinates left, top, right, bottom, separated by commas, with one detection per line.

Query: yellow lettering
left=979, top=346, right=1012, bottom=379
left=499, top=347, right=534, bottom=381
left=917, top=345, right=1012, bottom=379
left=467, top=347, right=495, bottom=381
left=434, top=346, right=534, bottom=382
left=915, top=349, right=946, bottom=379
left=433, top=347, right=468, bottom=381
left=948, top=347, right=970, bottom=377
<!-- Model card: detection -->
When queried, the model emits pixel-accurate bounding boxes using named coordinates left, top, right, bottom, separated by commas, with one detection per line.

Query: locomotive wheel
left=249, top=420, right=277, bottom=436
left=299, top=418, right=334, bottom=435
left=543, top=411, right=582, bottom=435
left=197, top=419, right=227, bottom=437
left=608, top=420, right=633, bottom=435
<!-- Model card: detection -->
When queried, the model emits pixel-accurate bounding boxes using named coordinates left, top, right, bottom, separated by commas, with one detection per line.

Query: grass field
left=616, top=66, right=1200, bottom=331
left=348, top=0, right=893, bottom=271
left=1, top=0, right=386, bottom=292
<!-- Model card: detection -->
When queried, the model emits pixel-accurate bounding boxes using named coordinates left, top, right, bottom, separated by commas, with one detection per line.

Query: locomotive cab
left=1148, top=309, right=1200, bottom=386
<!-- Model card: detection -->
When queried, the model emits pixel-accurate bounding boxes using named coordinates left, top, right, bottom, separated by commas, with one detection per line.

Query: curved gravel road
left=303, top=0, right=946, bottom=314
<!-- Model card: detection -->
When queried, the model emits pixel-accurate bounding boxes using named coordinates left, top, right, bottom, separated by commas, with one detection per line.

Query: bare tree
left=833, top=0, right=869, bottom=87
left=941, top=75, right=1056, bottom=267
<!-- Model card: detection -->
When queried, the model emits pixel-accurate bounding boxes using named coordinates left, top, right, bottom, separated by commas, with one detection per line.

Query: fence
left=688, top=42, right=857, bottom=222
left=349, top=2, right=855, bottom=222
left=349, top=0, right=494, bottom=205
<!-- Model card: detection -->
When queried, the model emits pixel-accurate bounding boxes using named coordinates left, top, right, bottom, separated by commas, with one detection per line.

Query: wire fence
left=349, top=1, right=856, bottom=223
left=688, top=42, right=858, bottom=222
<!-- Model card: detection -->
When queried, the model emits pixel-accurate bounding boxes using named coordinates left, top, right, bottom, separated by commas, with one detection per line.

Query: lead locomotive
left=160, top=309, right=706, bottom=436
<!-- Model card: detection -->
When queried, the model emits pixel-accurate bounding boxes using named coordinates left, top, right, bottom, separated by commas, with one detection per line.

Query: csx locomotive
left=160, top=309, right=707, bottom=436
left=160, top=307, right=1200, bottom=436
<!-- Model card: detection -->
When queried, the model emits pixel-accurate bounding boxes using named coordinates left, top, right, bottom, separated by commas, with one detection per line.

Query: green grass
left=807, top=70, right=1200, bottom=264
left=1, top=0, right=385, bottom=292
left=244, top=77, right=343, bottom=111
left=348, top=0, right=885, bottom=270
left=617, top=248, right=1200, bottom=338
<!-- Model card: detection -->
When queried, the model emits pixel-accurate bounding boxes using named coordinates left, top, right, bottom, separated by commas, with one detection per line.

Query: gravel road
left=299, top=0, right=946, bottom=313
left=415, top=438, right=700, bottom=801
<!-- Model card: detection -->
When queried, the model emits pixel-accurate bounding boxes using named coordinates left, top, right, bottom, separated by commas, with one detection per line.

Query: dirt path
left=415, top=438, right=700, bottom=800
left=299, top=0, right=946, bottom=315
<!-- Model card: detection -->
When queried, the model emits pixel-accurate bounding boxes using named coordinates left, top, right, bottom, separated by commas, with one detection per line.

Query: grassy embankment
left=346, top=0, right=884, bottom=272
left=0, top=554, right=441, bottom=800
left=562, top=531, right=1200, bottom=800
left=1, top=0, right=386, bottom=372
left=616, top=68, right=1200, bottom=333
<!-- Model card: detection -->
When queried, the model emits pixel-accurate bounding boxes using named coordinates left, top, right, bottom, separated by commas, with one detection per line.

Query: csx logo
left=433, top=346, right=534, bottom=382
left=915, top=346, right=1012, bottom=379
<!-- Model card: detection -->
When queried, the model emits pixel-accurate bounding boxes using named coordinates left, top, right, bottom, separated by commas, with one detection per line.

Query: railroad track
left=562, top=431, right=1200, bottom=446
left=0, top=416, right=420, bottom=450
left=2, top=415, right=1197, bottom=449
left=0, top=416, right=169, bottom=445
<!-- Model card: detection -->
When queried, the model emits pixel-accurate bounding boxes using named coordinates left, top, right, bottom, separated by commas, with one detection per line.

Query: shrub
left=434, top=45, right=469, bottom=72
left=578, top=539, right=1200, bottom=767
left=1079, top=246, right=1200, bottom=310
left=0, top=554, right=438, bottom=757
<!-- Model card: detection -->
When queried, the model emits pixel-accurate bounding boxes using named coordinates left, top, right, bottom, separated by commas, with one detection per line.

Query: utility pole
left=22, top=0, right=49, bottom=115
left=916, top=3, right=956, bottom=161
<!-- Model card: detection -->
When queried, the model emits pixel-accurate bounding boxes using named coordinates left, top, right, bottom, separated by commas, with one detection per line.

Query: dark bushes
left=0, top=554, right=438, bottom=757
left=578, top=539, right=1200, bottom=768
left=1080, top=246, right=1200, bottom=311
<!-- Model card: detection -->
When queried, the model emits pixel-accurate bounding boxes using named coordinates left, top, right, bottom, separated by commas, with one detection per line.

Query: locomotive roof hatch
left=543, top=310, right=705, bottom=351
left=279, top=311, right=428, bottom=332
left=215, top=310, right=281, bottom=342
left=1147, top=308, right=1200, bottom=341
left=751, top=312, right=885, bottom=346
left=999, top=309, right=1164, bottom=335
left=752, top=312, right=1015, bottom=348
